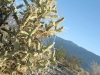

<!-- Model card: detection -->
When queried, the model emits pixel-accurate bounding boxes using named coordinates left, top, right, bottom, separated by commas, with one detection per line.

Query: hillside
left=46, top=36, right=100, bottom=70
left=31, top=61, right=90, bottom=75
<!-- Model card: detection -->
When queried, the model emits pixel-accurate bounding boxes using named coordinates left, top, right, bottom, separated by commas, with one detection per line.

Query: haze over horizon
left=56, top=0, right=100, bottom=56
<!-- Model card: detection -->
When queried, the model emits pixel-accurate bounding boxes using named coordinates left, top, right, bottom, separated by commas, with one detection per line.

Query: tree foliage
left=55, top=46, right=83, bottom=70
left=90, top=62, right=100, bottom=75
left=55, top=46, right=68, bottom=62
left=0, top=0, right=64, bottom=75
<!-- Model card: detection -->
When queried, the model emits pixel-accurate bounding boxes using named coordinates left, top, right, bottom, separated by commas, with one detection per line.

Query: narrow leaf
left=20, top=31, right=29, bottom=35
left=55, top=17, right=64, bottom=26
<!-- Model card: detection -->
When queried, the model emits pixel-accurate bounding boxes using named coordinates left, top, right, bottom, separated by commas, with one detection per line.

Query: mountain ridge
left=47, top=36, right=100, bottom=70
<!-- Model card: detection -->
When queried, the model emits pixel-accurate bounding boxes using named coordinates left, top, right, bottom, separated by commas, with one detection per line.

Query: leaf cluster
left=0, top=0, right=64, bottom=75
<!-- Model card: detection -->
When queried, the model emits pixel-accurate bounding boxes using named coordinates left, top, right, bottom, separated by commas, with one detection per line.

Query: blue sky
left=56, top=0, right=100, bottom=56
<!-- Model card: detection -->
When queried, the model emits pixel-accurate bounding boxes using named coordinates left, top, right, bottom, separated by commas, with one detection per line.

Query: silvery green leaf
left=56, top=26, right=64, bottom=32
left=30, top=25, right=39, bottom=36
left=55, top=17, right=64, bottom=26
left=20, top=31, right=29, bottom=35
left=28, top=38, right=31, bottom=47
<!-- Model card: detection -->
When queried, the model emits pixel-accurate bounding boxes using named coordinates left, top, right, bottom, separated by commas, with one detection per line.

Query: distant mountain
left=47, top=36, right=100, bottom=70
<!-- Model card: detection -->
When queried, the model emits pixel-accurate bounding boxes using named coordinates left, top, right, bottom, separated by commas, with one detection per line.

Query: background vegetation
left=89, top=62, right=100, bottom=75
left=55, top=45, right=83, bottom=70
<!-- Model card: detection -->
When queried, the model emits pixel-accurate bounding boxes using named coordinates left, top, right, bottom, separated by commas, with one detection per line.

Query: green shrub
left=55, top=46, right=68, bottom=62
left=55, top=46, right=83, bottom=70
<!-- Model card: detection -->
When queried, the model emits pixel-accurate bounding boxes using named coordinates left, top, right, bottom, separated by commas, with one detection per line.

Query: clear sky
left=56, top=0, right=100, bottom=56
